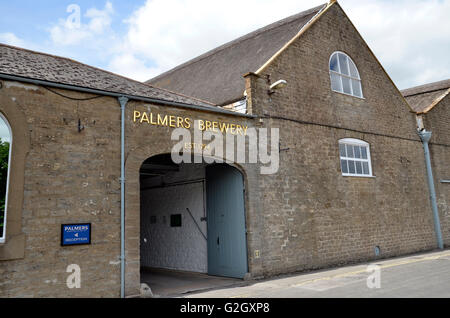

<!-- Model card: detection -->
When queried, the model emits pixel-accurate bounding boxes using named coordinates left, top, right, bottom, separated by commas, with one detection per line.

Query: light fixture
left=270, top=80, right=287, bottom=90
left=268, top=79, right=287, bottom=95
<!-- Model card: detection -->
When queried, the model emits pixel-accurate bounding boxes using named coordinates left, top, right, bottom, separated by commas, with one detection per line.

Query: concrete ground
left=141, top=268, right=245, bottom=297
left=181, top=249, right=450, bottom=298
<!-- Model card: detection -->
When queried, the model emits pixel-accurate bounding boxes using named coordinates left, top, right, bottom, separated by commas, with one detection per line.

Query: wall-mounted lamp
left=268, top=80, right=287, bottom=95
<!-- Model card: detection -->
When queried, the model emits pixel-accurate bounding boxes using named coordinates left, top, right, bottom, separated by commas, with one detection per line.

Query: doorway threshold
left=140, top=267, right=246, bottom=298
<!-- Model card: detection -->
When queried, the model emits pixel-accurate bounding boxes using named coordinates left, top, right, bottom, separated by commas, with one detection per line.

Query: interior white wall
left=140, top=163, right=208, bottom=273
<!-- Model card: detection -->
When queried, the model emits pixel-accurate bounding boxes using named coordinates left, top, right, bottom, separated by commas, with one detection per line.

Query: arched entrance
left=139, top=154, right=248, bottom=294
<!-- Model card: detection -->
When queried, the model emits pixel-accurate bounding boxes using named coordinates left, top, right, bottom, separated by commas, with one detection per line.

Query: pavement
left=141, top=268, right=245, bottom=297
left=181, top=249, right=450, bottom=298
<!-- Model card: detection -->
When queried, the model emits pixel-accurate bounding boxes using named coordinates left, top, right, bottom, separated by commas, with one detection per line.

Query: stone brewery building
left=0, top=1, right=448, bottom=297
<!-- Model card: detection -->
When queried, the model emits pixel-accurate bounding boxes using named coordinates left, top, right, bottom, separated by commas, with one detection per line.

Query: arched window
left=0, top=114, right=12, bottom=244
left=339, top=138, right=372, bottom=177
left=329, top=52, right=363, bottom=98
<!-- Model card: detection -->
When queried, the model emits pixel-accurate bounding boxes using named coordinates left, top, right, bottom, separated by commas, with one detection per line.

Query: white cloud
left=108, top=0, right=449, bottom=88
left=110, top=0, right=325, bottom=80
left=108, top=53, right=162, bottom=81
left=0, top=32, right=25, bottom=47
left=339, top=0, right=450, bottom=89
left=4, top=0, right=448, bottom=89
left=49, top=2, right=114, bottom=46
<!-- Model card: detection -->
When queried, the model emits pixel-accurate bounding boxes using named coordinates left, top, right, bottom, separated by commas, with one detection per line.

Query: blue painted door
left=206, top=164, right=248, bottom=278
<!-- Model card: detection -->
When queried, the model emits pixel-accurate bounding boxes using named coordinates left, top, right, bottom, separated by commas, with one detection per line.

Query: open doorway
left=139, top=154, right=248, bottom=296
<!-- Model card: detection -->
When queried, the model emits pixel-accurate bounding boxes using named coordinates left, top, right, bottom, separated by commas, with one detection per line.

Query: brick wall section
left=246, top=2, right=439, bottom=277
left=423, top=95, right=450, bottom=245
left=0, top=83, right=122, bottom=297
left=0, top=2, right=446, bottom=296
left=122, top=102, right=258, bottom=295
left=0, top=83, right=260, bottom=297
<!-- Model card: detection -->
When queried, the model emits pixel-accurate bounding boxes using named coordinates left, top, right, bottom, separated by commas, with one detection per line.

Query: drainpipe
left=418, top=129, right=444, bottom=249
left=118, top=96, right=129, bottom=298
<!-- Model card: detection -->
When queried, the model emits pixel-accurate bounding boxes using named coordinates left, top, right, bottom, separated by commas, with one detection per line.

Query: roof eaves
left=140, top=82, right=217, bottom=107
left=148, top=3, right=329, bottom=85
left=0, top=43, right=148, bottom=88
left=417, top=88, right=450, bottom=114
left=401, top=79, right=450, bottom=98
left=0, top=72, right=253, bottom=117
left=0, top=43, right=215, bottom=107
left=255, top=1, right=331, bottom=75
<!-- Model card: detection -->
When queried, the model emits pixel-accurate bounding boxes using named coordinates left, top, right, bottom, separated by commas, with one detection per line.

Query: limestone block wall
left=423, top=95, right=450, bottom=245
left=0, top=82, right=122, bottom=297
left=245, top=2, right=440, bottom=277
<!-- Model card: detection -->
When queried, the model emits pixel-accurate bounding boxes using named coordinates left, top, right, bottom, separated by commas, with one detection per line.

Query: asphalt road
left=185, top=249, right=450, bottom=298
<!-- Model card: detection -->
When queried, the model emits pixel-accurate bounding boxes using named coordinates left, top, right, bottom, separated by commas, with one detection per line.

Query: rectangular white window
left=339, top=139, right=372, bottom=177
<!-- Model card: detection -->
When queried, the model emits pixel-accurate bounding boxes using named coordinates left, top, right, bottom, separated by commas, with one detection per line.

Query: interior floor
left=141, top=267, right=244, bottom=297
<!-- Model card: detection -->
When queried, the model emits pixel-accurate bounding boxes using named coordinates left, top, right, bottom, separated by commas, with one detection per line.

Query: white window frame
left=339, top=138, right=373, bottom=177
left=0, top=113, right=12, bottom=244
left=329, top=51, right=364, bottom=99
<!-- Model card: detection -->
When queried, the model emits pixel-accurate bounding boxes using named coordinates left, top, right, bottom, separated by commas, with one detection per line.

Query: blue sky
left=0, top=1, right=143, bottom=43
left=0, top=1, right=146, bottom=71
left=0, top=0, right=449, bottom=89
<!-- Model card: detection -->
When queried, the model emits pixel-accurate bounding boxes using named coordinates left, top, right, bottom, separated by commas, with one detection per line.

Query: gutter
left=418, top=129, right=444, bottom=249
left=0, top=73, right=256, bottom=118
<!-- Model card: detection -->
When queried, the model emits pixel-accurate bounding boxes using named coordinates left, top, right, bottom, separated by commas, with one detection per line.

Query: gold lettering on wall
left=133, top=111, right=248, bottom=135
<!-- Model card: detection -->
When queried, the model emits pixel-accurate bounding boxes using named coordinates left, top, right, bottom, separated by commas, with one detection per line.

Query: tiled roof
left=0, top=43, right=214, bottom=107
left=147, top=4, right=327, bottom=106
left=402, top=79, right=450, bottom=113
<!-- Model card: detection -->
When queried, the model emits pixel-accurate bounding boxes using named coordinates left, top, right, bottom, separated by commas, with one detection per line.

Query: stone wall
left=123, top=101, right=258, bottom=295
left=0, top=1, right=446, bottom=297
left=423, top=95, right=450, bottom=245
left=0, top=82, right=122, bottom=297
left=0, top=82, right=258, bottom=297
left=245, top=2, right=439, bottom=277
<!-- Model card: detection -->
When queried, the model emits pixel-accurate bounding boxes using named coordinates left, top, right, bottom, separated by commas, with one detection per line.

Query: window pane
left=355, top=161, right=363, bottom=174
left=330, top=54, right=339, bottom=72
left=331, top=72, right=342, bottom=92
left=339, top=143, right=346, bottom=157
left=0, top=116, right=11, bottom=240
left=341, top=160, right=348, bottom=174
left=338, top=53, right=349, bottom=76
left=349, top=60, right=359, bottom=78
left=346, top=144, right=354, bottom=158
left=354, top=146, right=361, bottom=159
left=363, top=162, right=370, bottom=175
left=361, top=146, right=368, bottom=159
left=351, top=79, right=362, bottom=97
left=348, top=160, right=356, bottom=174
left=342, top=77, right=352, bottom=95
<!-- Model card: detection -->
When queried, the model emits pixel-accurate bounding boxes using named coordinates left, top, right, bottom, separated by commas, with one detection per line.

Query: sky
left=0, top=0, right=449, bottom=90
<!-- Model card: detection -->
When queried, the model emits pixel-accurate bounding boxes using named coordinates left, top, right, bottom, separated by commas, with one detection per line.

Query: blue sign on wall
left=61, top=223, right=91, bottom=246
